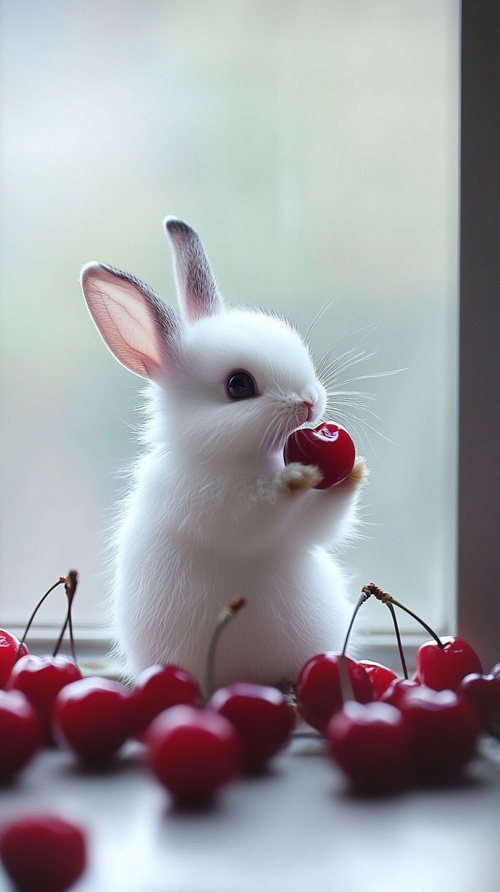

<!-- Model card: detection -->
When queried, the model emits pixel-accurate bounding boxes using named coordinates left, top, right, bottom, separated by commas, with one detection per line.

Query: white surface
left=0, top=732, right=499, bottom=892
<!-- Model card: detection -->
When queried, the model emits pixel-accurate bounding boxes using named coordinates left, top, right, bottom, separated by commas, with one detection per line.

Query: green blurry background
left=0, top=0, right=458, bottom=637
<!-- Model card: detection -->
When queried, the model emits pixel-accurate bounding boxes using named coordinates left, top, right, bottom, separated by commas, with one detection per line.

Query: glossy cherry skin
left=283, top=422, right=356, bottom=489
left=0, top=690, right=42, bottom=784
left=396, top=685, right=480, bottom=783
left=491, top=663, right=500, bottom=678
left=5, top=655, right=82, bottom=745
left=0, top=629, right=28, bottom=689
left=358, top=660, right=399, bottom=698
left=146, top=705, right=242, bottom=805
left=415, top=636, right=483, bottom=692
left=52, top=677, right=132, bottom=764
left=457, top=672, right=500, bottom=738
left=130, top=663, right=199, bottom=741
left=296, top=653, right=373, bottom=733
left=0, top=811, right=87, bottom=892
left=207, top=682, right=294, bottom=771
left=327, top=700, right=410, bottom=794
left=380, top=678, right=422, bottom=707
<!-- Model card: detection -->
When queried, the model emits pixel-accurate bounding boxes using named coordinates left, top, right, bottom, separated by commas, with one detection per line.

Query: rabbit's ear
left=81, top=263, right=181, bottom=379
left=164, top=217, right=224, bottom=321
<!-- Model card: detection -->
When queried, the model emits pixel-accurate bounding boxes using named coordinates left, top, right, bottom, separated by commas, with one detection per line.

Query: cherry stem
left=16, top=571, right=79, bottom=664
left=339, top=589, right=371, bottom=702
left=385, top=601, right=409, bottom=679
left=16, top=577, right=66, bottom=660
left=361, top=583, right=444, bottom=650
left=52, top=571, right=78, bottom=661
left=204, top=596, right=246, bottom=700
left=386, top=597, right=444, bottom=649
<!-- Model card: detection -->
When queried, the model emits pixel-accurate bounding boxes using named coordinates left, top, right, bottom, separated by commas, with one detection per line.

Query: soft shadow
left=59, top=749, right=142, bottom=779
left=240, top=762, right=282, bottom=783
left=412, top=771, right=484, bottom=794
left=162, top=794, right=223, bottom=820
left=335, top=781, right=410, bottom=805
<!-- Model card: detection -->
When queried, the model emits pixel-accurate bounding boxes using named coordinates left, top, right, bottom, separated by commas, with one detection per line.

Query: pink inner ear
left=81, top=264, right=168, bottom=379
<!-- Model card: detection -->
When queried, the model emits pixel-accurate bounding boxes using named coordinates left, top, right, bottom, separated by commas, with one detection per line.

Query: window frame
left=457, top=0, right=500, bottom=673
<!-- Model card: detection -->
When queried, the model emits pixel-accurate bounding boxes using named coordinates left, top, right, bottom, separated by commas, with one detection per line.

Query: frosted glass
left=0, top=1, right=458, bottom=637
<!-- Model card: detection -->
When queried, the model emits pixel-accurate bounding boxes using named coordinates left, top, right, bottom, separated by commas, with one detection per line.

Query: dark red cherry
left=52, top=677, right=132, bottom=764
left=0, top=629, right=28, bottom=689
left=327, top=700, right=410, bottom=794
left=380, top=678, right=422, bottom=708
left=0, top=811, right=87, bottom=892
left=207, top=682, right=294, bottom=771
left=6, top=655, right=82, bottom=745
left=0, top=690, right=42, bottom=784
left=396, top=685, right=480, bottom=782
left=130, top=663, right=199, bottom=741
left=284, top=422, right=356, bottom=489
left=358, top=660, right=398, bottom=698
left=457, top=672, right=500, bottom=738
left=415, top=636, right=483, bottom=692
left=146, top=705, right=242, bottom=805
left=296, top=652, right=373, bottom=733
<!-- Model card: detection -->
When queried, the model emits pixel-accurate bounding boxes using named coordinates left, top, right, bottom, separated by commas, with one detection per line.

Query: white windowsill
left=13, top=626, right=425, bottom=685
left=0, top=729, right=499, bottom=892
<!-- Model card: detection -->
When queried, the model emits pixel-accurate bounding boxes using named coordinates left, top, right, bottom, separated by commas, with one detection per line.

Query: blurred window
left=0, top=2, right=459, bottom=651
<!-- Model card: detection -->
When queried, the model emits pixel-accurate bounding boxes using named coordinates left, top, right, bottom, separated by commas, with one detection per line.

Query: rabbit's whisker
left=304, top=298, right=337, bottom=345
left=316, top=322, right=380, bottom=379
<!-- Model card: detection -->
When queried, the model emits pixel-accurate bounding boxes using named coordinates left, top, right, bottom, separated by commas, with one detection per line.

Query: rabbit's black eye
left=226, top=371, right=256, bottom=400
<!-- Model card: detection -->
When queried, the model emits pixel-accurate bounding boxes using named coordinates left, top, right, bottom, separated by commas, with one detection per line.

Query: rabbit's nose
left=300, top=388, right=319, bottom=422
left=301, top=399, right=315, bottom=423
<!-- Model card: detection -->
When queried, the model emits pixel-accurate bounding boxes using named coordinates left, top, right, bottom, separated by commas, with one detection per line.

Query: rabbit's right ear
left=81, top=263, right=181, bottom=379
left=164, top=217, right=224, bottom=322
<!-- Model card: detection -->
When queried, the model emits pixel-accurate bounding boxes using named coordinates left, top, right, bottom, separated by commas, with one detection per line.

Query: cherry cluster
left=297, top=639, right=499, bottom=794
left=0, top=574, right=499, bottom=891
left=0, top=596, right=295, bottom=785
left=0, top=585, right=295, bottom=890
left=296, top=582, right=500, bottom=794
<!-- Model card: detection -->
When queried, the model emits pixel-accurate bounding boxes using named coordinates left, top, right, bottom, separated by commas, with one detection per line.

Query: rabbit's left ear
left=164, top=217, right=224, bottom=322
left=81, top=262, right=182, bottom=379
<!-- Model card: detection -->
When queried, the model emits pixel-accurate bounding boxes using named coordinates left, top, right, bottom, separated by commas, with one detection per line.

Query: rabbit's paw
left=276, top=462, right=322, bottom=496
left=337, top=456, right=368, bottom=491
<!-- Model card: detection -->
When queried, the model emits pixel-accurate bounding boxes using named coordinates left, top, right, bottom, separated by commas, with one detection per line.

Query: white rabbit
left=81, top=218, right=367, bottom=690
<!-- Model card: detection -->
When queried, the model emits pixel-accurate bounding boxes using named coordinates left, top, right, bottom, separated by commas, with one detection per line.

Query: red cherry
left=283, top=422, right=356, bottom=489
left=358, top=660, right=398, bottom=698
left=207, top=682, right=294, bottom=771
left=52, top=677, right=132, bottom=764
left=146, top=704, right=242, bottom=805
left=457, top=672, right=500, bottom=738
left=0, top=690, right=42, bottom=784
left=396, top=685, right=480, bottom=782
left=0, top=811, right=87, bottom=892
left=0, top=629, right=28, bottom=689
left=415, top=636, right=483, bottom=692
left=296, top=653, right=373, bottom=733
left=6, top=655, right=82, bottom=745
left=130, top=663, right=199, bottom=741
left=327, top=700, right=410, bottom=793
left=379, top=678, right=422, bottom=707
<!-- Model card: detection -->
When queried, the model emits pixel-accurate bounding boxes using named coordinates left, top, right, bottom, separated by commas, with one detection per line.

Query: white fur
left=81, top=218, right=367, bottom=690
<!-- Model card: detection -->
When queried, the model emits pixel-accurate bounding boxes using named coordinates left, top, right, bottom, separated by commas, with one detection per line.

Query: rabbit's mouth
left=297, top=393, right=324, bottom=428
left=247, top=392, right=326, bottom=457
left=302, top=400, right=315, bottom=424
left=287, top=396, right=322, bottom=431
